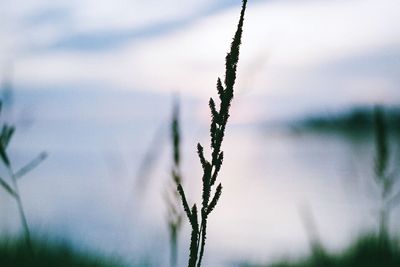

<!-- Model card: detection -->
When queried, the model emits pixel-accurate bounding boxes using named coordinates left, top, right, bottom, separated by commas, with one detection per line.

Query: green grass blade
left=0, top=177, right=16, bottom=197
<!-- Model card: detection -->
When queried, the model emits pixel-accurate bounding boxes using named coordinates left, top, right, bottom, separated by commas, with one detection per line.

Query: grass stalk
left=177, top=1, right=248, bottom=266
left=166, top=99, right=184, bottom=267
left=0, top=102, right=47, bottom=252
left=11, top=178, right=32, bottom=251
left=372, top=106, right=399, bottom=239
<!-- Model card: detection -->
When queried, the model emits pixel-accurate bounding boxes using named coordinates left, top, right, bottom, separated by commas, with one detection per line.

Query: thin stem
left=15, top=152, right=47, bottom=180
left=188, top=210, right=199, bottom=267
left=168, top=99, right=183, bottom=267
left=170, top=226, right=178, bottom=267
left=196, top=223, right=203, bottom=255
left=196, top=164, right=220, bottom=266
left=15, top=191, right=32, bottom=250
left=196, top=220, right=207, bottom=267
left=8, top=167, right=32, bottom=252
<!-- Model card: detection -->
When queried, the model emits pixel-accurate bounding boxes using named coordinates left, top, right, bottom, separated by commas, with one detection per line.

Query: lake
left=0, top=88, right=398, bottom=266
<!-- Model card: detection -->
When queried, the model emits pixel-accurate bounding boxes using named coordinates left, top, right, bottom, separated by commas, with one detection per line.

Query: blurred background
left=0, top=0, right=400, bottom=266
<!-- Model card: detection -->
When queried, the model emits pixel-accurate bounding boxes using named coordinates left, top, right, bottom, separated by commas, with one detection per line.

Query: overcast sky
left=1, top=0, right=399, bottom=118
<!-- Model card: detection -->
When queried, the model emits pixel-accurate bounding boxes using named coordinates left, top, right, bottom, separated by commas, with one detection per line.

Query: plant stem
left=170, top=226, right=178, bottom=267
left=8, top=168, right=32, bottom=252
left=178, top=1, right=247, bottom=266
left=168, top=99, right=183, bottom=267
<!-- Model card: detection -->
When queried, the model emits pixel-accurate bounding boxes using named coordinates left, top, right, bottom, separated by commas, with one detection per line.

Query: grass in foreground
left=166, top=99, right=184, bottom=267
left=0, top=101, right=47, bottom=250
left=0, top=236, right=125, bottom=267
left=242, top=233, right=400, bottom=267
left=177, top=0, right=247, bottom=266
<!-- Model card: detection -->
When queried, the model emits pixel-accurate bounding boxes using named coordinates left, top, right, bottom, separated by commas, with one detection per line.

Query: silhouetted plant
left=0, top=102, right=47, bottom=251
left=372, top=106, right=399, bottom=239
left=177, top=1, right=247, bottom=266
left=165, top=99, right=183, bottom=267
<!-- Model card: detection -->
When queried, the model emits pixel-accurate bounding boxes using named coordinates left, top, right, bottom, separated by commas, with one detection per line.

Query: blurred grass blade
left=134, top=122, right=166, bottom=195
left=0, top=177, right=16, bottom=197
left=0, top=142, right=10, bottom=167
left=15, top=151, right=47, bottom=179
left=0, top=125, right=15, bottom=149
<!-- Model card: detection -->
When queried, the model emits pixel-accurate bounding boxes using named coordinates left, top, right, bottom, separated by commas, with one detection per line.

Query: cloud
left=0, top=0, right=223, bottom=63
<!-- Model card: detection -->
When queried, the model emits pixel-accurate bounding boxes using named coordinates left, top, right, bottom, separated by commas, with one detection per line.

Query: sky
left=1, top=0, right=400, bottom=119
